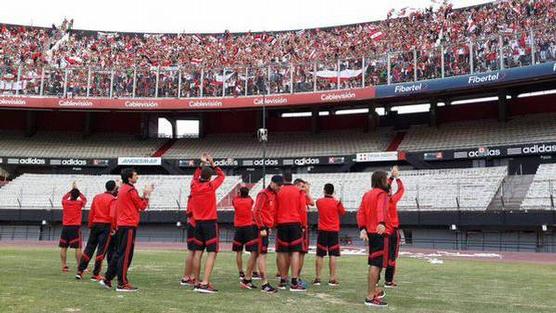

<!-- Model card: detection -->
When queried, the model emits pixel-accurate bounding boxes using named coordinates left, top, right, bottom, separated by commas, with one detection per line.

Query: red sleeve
left=253, top=192, right=267, bottom=228
left=376, top=192, right=387, bottom=224
left=88, top=198, right=96, bottom=229
left=61, top=192, right=71, bottom=205
left=79, top=193, right=87, bottom=207
left=185, top=195, right=192, bottom=217
left=390, top=179, right=405, bottom=204
left=110, top=199, right=117, bottom=230
left=210, top=167, right=225, bottom=190
left=337, top=200, right=346, bottom=216
left=356, top=195, right=367, bottom=230
left=305, top=193, right=315, bottom=206
left=299, top=192, right=307, bottom=226
left=129, top=188, right=149, bottom=212
left=193, top=167, right=201, bottom=181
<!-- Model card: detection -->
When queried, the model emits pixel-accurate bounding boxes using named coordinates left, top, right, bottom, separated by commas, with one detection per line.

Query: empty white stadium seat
left=0, top=173, right=241, bottom=211
left=521, top=163, right=556, bottom=210
left=398, top=113, right=556, bottom=152
left=251, top=167, right=507, bottom=211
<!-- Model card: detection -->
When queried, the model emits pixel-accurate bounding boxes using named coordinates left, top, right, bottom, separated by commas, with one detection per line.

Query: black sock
left=291, top=278, right=298, bottom=285
left=385, top=266, right=395, bottom=283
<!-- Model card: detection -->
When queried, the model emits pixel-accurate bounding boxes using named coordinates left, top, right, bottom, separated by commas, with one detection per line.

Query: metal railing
left=1, top=29, right=555, bottom=99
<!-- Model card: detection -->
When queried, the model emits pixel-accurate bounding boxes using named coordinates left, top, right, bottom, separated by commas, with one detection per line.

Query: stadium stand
left=0, top=131, right=165, bottom=158
left=164, top=129, right=393, bottom=158
left=0, top=173, right=242, bottom=210
left=1, top=1, right=555, bottom=96
left=251, top=166, right=507, bottom=211
left=521, top=163, right=556, bottom=210
left=398, top=113, right=556, bottom=152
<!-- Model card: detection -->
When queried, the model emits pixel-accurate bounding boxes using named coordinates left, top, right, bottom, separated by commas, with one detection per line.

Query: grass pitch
left=0, top=247, right=555, bottom=313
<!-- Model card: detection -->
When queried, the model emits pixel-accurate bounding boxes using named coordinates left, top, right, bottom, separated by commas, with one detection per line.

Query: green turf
left=0, top=247, right=555, bottom=313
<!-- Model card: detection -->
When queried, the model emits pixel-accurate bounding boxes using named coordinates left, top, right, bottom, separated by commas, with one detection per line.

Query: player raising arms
left=189, top=153, right=225, bottom=294
left=357, top=170, right=391, bottom=308
left=59, top=181, right=87, bottom=272
left=384, top=166, right=405, bottom=288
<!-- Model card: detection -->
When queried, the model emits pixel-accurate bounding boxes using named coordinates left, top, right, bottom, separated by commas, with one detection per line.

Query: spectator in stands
left=101, top=168, right=153, bottom=292
left=313, top=183, right=346, bottom=287
left=2, top=0, right=555, bottom=96
left=59, top=181, right=87, bottom=272
left=189, top=153, right=226, bottom=294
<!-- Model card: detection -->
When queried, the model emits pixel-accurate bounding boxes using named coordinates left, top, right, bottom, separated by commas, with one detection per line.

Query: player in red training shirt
left=101, top=168, right=153, bottom=292
left=293, top=178, right=314, bottom=285
left=357, top=170, right=391, bottom=308
left=59, top=181, right=87, bottom=272
left=384, top=166, right=405, bottom=288
left=180, top=193, right=202, bottom=287
left=313, top=183, right=346, bottom=286
left=76, top=180, right=118, bottom=281
left=189, top=154, right=225, bottom=294
left=232, top=186, right=259, bottom=289
left=275, top=172, right=307, bottom=292
left=253, top=175, right=283, bottom=294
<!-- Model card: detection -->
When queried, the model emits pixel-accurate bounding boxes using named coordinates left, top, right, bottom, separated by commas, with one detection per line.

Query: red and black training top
left=275, top=184, right=306, bottom=225
left=232, top=196, right=255, bottom=227
left=253, top=187, right=277, bottom=229
left=62, top=192, right=87, bottom=226
left=356, top=188, right=391, bottom=235
left=88, top=192, right=116, bottom=228
left=115, top=183, right=149, bottom=227
left=316, top=196, right=346, bottom=232
left=189, top=166, right=225, bottom=222
left=388, top=178, right=405, bottom=229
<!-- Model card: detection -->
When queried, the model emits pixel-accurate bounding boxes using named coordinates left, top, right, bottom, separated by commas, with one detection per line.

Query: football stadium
left=1, top=0, right=556, bottom=312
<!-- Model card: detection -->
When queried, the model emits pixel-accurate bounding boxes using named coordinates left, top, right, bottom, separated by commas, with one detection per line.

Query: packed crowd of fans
left=0, top=0, right=555, bottom=97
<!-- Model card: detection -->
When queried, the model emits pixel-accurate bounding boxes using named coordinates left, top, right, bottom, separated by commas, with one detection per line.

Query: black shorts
left=232, top=225, right=259, bottom=252
left=316, top=230, right=340, bottom=257
left=258, top=228, right=269, bottom=255
left=59, top=226, right=82, bottom=249
left=191, top=221, right=219, bottom=252
left=301, top=227, right=310, bottom=254
left=387, top=229, right=400, bottom=267
left=186, top=222, right=196, bottom=251
left=275, top=223, right=303, bottom=253
left=368, top=233, right=389, bottom=268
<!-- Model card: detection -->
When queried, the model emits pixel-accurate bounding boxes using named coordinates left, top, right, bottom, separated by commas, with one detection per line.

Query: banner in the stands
left=0, top=157, right=111, bottom=167
left=415, top=142, right=556, bottom=161
left=376, top=61, right=556, bottom=98
left=0, top=87, right=375, bottom=110
left=175, top=155, right=352, bottom=168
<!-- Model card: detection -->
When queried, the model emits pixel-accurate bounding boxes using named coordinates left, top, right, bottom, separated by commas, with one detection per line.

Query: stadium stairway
left=217, top=182, right=243, bottom=210
left=151, top=138, right=177, bottom=157
left=487, top=175, right=535, bottom=210
left=386, top=131, right=406, bottom=151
